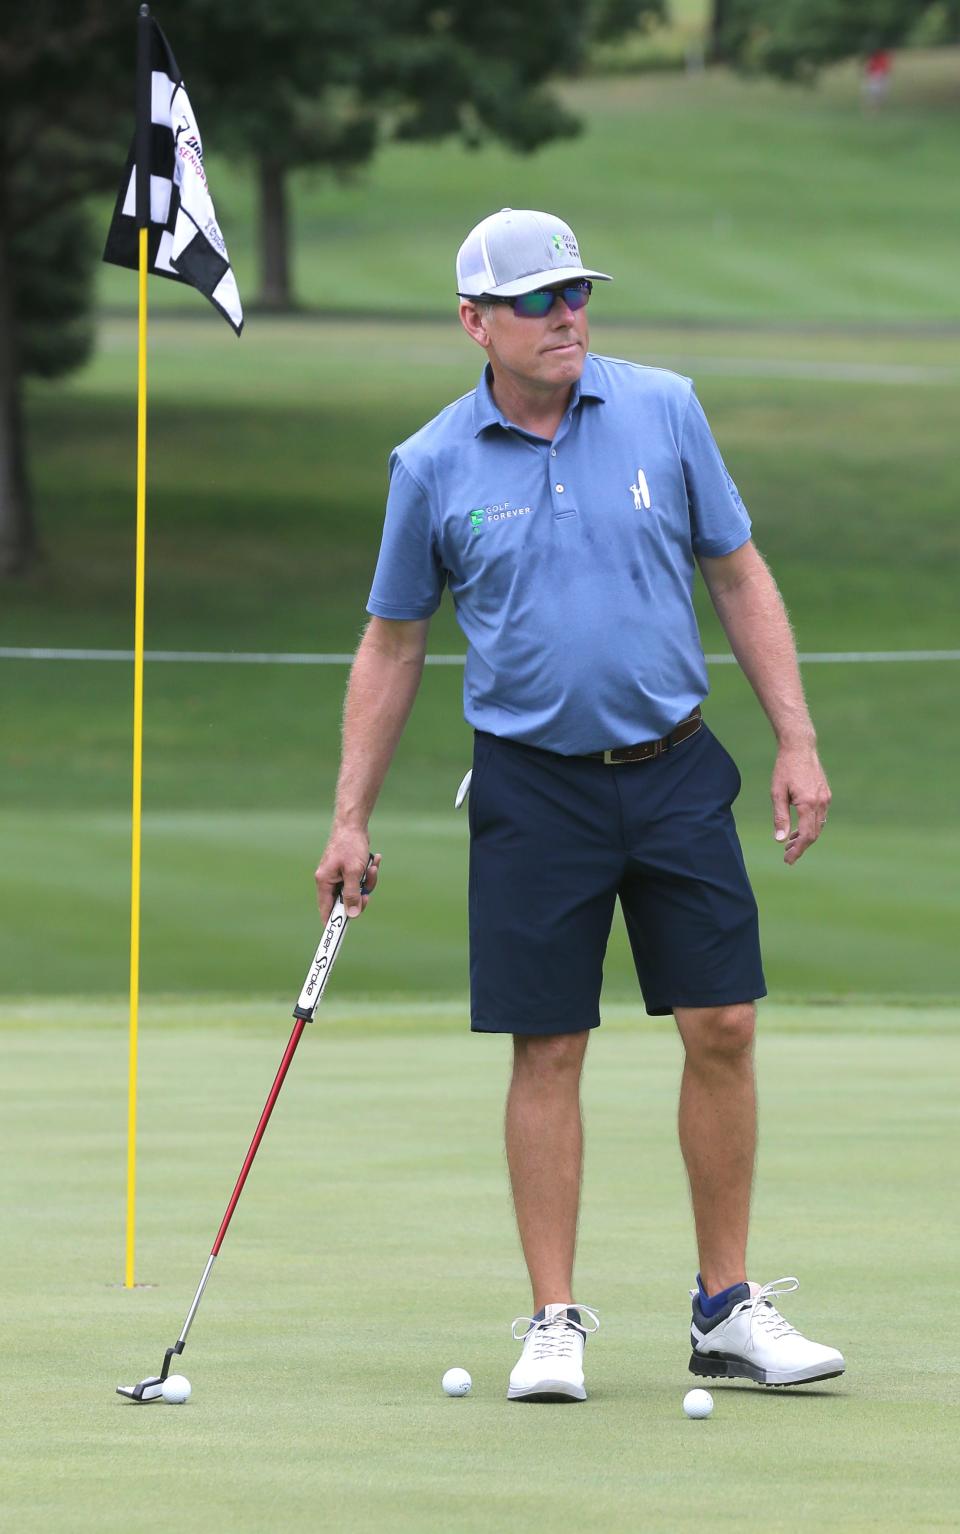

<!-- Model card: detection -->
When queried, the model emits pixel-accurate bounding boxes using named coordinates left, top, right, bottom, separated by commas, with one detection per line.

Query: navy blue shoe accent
left=697, top=1275, right=750, bottom=1318
left=692, top=1279, right=751, bottom=1334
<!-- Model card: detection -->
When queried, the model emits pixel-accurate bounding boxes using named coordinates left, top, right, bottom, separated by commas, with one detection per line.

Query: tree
left=0, top=0, right=664, bottom=574
left=708, top=0, right=734, bottom=62
left=158, top=0, right=384, bottom=310
left=181, top=0, right=665, bottom=310
left=0, top=3, right=131, bottom=574
left=716, top=0, right=943, bottom=80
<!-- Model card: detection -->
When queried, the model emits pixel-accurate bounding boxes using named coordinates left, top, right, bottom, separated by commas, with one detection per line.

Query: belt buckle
left=603, top=747, right=637, bottom=765
left=602, top=742, right=661, bottom=765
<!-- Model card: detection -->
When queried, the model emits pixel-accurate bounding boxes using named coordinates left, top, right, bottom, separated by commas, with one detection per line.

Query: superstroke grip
left=294, top=893, right=350, bottom=1021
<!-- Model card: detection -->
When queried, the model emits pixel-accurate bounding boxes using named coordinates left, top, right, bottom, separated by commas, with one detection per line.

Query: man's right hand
left=315, top=831, right=381, bottom=923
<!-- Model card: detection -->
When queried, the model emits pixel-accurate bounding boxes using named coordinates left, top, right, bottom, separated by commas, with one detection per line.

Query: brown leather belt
left=584, top=706, right=702, bottom=765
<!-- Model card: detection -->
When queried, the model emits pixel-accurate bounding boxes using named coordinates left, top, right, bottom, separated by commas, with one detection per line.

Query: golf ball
left=161, top=1374, right=191, bottom=1405
left=441, top=1368, right=472, bottom=1397
left=683, top=1388, right=713, bottom=1419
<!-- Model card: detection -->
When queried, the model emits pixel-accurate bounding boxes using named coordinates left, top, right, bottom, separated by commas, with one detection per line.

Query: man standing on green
left=315, top=208, right=844, bottom=1401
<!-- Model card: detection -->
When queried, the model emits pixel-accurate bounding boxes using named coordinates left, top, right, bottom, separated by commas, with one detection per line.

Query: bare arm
left=698, top=540, right=830, bottom=865
left=314, top=615, right=429, bottom=918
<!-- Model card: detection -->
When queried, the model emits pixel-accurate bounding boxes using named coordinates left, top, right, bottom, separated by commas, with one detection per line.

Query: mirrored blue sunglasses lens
left=512, top=282, right=592, bottom=318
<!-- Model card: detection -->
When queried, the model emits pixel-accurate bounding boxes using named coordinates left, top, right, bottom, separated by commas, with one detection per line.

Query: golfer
left=315, top=208, right=844, bottom=1400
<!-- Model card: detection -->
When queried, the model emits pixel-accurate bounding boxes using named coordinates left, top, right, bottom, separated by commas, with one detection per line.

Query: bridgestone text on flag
left=103, top=19, right=243, bottom=334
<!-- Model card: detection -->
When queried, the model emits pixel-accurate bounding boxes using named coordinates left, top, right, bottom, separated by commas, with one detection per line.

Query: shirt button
left=550, top=448, right=557, bottom=457
left=555, top=483, right=564, bottom=493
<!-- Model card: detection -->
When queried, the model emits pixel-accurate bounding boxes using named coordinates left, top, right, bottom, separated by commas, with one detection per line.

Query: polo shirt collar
left=472, top=354, right=606, bottom=436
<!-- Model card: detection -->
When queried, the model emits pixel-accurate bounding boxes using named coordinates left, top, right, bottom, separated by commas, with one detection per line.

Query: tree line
left=0, top=0, right=948, bottom=574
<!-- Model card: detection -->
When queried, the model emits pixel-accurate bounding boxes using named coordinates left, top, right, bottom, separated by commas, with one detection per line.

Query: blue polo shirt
left=367, top=353, right=751, bottom=755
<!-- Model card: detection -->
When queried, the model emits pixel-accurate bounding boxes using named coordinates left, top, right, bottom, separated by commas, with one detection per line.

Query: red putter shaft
left=211, top=1017, right=306, bottom=1256
left=117, top=879, right=372, bottom=1400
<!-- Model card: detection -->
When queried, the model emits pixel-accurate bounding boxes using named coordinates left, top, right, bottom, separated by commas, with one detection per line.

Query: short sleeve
left=680, top=390, right=752, bottom=557
left=366, top=453, right=446, bottom=619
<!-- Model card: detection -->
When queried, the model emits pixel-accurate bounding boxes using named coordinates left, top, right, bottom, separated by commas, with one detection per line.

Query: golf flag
left=106, top=6, right=243, bottom=1291
left=103, top=12, right=243, bottom=333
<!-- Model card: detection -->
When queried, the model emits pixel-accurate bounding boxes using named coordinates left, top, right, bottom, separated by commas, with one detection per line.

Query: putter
left=117, top=867, right=372, bottom=1401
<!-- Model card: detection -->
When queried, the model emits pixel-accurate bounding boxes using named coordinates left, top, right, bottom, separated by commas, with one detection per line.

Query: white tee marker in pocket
left=455, top=770, right=473, bottom=809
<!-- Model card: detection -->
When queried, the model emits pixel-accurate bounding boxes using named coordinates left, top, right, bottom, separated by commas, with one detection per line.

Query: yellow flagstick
left=125, top=225, right=149, bottom=1289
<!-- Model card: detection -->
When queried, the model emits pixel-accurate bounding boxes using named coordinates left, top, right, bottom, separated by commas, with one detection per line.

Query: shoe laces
left=740, top=1276, right=801, bottom=1347
left=511, top=1305, right=600, bottom=1359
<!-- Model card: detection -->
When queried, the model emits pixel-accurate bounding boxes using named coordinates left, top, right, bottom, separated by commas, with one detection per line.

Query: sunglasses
left=465, top=280, right=593, bottom=319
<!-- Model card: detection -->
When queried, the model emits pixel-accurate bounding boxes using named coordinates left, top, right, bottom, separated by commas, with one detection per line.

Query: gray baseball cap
left=456, top=208, right=613, bottom=299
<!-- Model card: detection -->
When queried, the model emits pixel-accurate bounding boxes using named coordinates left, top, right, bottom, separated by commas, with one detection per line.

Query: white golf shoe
left=508, top=1303, right=600, bottom=1402
left=689, top=1276, right=845, bottom=1387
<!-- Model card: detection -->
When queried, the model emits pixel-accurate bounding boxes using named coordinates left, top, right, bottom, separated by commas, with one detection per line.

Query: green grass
left=95, top=51, right=960, bottom=324
left=2, top=1003, right=957, bottom=1534
left=9, top=317, right=960, bottom=654
left=5, top=55, right=959, bottom=1004
left=1, top=658, right=959, bottom=1002
left=4, top=313, right=959, bottom=1004
left=4, top=52, right=957, bottom=1532
left=2, top=800, right=958, bottom=1002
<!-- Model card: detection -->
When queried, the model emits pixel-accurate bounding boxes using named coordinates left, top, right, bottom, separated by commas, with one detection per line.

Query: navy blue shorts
left=468, top=721, right=766, bottom=1034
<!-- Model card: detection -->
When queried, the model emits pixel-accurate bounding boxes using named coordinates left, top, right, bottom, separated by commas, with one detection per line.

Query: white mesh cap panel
left=456, top=224, right=495, bottom=296
left=455, top=208, right=611, bottom=298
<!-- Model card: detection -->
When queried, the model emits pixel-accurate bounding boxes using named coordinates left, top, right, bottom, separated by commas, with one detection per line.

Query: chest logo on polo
left=629, top=469, right=651, bottom=510
left=467, top=501, right=533, bottom=534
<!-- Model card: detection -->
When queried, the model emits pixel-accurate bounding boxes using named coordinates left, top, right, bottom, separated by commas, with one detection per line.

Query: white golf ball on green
left=161, top=1374, right=191, bottom=1405
left=441, top=1368, right=472, bottom=1396
left=682, top=1387, right=713, bottom=1419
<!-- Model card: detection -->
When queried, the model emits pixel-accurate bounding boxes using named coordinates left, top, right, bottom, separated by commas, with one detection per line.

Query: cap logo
left=553, top=230, right=580, bottom=261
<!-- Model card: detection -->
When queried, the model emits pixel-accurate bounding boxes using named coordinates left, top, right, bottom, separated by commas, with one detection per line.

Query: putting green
left=6, top=43, right=958, bottom=1529
left=2, top=1002, right=956, bottom=1532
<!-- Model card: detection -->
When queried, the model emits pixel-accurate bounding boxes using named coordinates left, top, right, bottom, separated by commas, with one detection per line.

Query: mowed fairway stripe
left=2, top=648, right=959, bottom=665
left=2, top=809, right=958, bottom=1001
left=653, top=356, right=960, bottom=384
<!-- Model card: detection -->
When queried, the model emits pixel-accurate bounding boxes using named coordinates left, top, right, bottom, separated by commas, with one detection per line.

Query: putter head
left=116, top=1375, right=164, bottom=1402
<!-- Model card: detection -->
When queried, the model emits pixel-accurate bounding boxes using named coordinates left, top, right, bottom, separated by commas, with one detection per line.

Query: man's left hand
left=771, top=743, right=831, bottom=866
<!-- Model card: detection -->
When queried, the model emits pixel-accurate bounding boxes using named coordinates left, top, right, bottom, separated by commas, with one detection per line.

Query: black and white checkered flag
left=103, top=17, right=243, bottom=334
